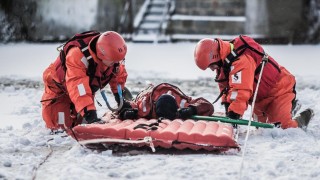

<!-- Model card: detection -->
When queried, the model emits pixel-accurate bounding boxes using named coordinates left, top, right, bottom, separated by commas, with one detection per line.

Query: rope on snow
left=239, top=54, right=268, bottom=179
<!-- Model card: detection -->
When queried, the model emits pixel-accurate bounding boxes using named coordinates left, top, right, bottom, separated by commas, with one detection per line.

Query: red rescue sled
left=68, top=117, right=239, bottom=152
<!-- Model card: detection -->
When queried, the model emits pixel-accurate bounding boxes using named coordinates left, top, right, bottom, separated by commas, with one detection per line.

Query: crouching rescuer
left=41, top=31, right=128, bottom=131
left=193, top=35, right=314, bottom=129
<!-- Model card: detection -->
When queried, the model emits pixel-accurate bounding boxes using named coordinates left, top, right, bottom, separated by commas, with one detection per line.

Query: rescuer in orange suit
left=193, top=35, right=313, bottom=129
left=41, top=31, right=128, bottom=131
left=117, top=83, right=214, bottom=120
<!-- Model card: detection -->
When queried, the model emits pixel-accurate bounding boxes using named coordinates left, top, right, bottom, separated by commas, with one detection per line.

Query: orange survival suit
left=215, top=35, right=297, bottom=129
left=41, top=31, right=127, bottom=130
left=127, top=83, right=214, bottom=119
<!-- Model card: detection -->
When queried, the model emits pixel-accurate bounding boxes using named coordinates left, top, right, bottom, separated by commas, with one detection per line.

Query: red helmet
left=96, top=31, right=127, bottom=62
left=194, top=38, right=220, bottom=70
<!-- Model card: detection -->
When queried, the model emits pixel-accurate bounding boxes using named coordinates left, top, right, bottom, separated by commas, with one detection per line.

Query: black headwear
left=155, top=94, right=178, bottom=120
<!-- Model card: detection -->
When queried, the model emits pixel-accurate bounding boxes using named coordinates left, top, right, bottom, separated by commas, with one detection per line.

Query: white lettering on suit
left=231, top=71, right=242, bottom=84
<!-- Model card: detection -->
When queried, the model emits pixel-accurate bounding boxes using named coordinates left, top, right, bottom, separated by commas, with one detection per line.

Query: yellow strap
left=230, top=43, right=234, bottom=51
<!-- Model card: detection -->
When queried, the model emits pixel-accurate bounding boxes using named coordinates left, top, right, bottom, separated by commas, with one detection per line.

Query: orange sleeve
left=227, top=54, right=256, bottom=116
left=65, top=47, right=95, bottom=116
left=109, top=62, right=128, bottom=93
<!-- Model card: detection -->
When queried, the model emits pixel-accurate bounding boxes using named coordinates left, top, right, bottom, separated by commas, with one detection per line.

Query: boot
left=295, top=108, right=314, bottom=130
left=291, top=99, right=301, bottom=117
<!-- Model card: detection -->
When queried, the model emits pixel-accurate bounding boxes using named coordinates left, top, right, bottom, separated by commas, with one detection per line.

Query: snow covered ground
left=0, top=42, right=320, bottom=180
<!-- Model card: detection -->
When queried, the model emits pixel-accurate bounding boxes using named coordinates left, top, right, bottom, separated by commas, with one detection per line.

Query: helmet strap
left=209, top=59, right=223, bottom=68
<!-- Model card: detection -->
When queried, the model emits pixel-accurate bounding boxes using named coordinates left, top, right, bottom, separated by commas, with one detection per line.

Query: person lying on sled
left=193, top=35, right=314, bottom=129
left=117, top=83, right=214, bottom=120
left=41, top=31, right=128, bottom=131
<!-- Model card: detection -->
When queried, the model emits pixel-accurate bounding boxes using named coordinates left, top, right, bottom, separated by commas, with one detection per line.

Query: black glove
left=117, top=100, right=138, bottom=120
left=227, top=111, right=241, bottom=119
left=178, top=106, right=197, bottom=120
left=83, top=110, right=102, bottom=124
left=119, top=108, right=138, bottom=120
left=121, top=100, right=133, bottom=110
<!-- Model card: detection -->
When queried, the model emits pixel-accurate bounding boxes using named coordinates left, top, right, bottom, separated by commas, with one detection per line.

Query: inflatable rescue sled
left=69, top=117, right=239, bottom=152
